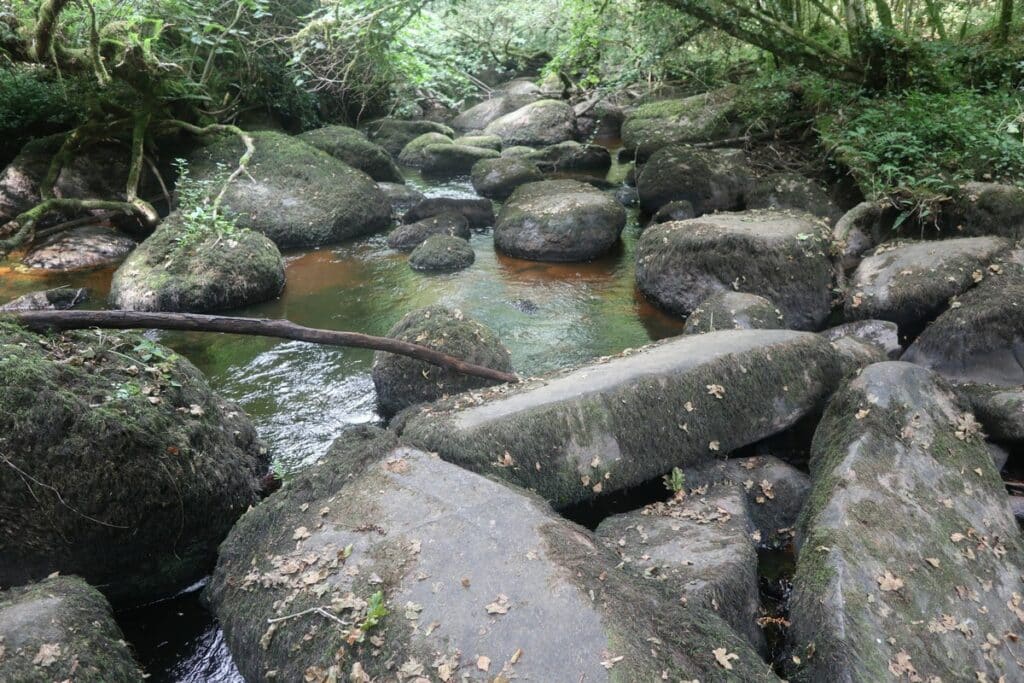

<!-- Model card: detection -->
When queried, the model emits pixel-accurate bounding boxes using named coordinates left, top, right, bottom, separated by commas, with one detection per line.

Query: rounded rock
left=470, top=156, right=543, bottom=201
left=408, top=234, right=475, bottom=273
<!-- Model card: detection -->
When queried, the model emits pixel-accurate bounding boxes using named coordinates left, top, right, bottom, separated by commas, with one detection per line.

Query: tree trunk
left=998, top=0, right=1014, bottom=45
left=3, top=310, right=520, bottom=384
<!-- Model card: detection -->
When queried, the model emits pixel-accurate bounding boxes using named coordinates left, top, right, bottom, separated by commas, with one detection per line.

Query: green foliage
left=360, top=590, right=388, bottom=632
left=663, top=467, right=685, bottom=494
left=171, top=158, right=239, bottom=249
left=0, top=66, right=89, bottom=164
left=818, top=89, right=1024, bottom=203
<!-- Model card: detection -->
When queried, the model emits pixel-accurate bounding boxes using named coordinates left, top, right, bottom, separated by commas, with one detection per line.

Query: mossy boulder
left=361, top=118, right=455, bottom=157
left=22, top=226, right=136, bottom=271
left=683, top=291, right=785, bottom=334
left=845, top=237, right=1010, bottom=335
left=636, top=210, right=833, bottom=331
left=596, top=486, right=766, bottom=652
left=376, top=181, right=425, bottom=217
left=494, top=179, right=626, bottom=262
left=902, top=259, right=1024, bottom=385
left=297, top=125, right=403, bottom=183
left=386, top=212, right=469, bottom=251
left=470, top=156, right=543, bottom=200
left=403, top=196, right=495, bottom=229
left=450, top=85, right=541, bottom=131
left=958, top=383, right=1024, bottom=444
left=653, top=200, right=696, bottom=224
left=483, top=99, right=577, bottom=147
left=0, top=324, right=268, bottom=603
left=832, top=201, right=898, bottom=273
left=501, top=145, right=536, bottom=158
left=943, top=182, right=1024, bottom=240
left=420, top=143, right=500, bottom=177
left=187, top=131, right=390, bottom=249
left=526, top=141, right=612, bottom=172
left=0, top=576, right=143, bottom=682
left=206, top=436, right=779, bottom=682
left=453, top=133, right=503, bottom=151
left=636, top=146, right=752, bottom=216
left=396, top=132, right=454, bottom=167
left=0, top=287, right=88, bottom=312
left=398, top=330, right=841, bottom=508
left=745, top=173, right=841, bottom=223
left=408, top=234, right=475, bottom=272
left=371, top=306, right=511, bottom=416
left=788, top=362, right=1024, bottom=683
left=108, top=212, right=285, bottom=312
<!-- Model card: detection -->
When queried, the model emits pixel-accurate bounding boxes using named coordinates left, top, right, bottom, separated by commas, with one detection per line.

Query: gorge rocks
left=450, top=81, right=542, bottom=131
left=526, top=141, right=611, bottom=172
left=636, top=210, right=833, bottom=330
left=297, top=125, right=403, bottom=184
left=377, top=182, right=425, bottom=217
left=398, top=329, right=841, bottom=507
left=0, top=287, right=89, bottom=312
left=396, top=132, right=455, bottom=167
left=362, top=118, right=455, bottom=157
left=387, top=212, right=470, bottom=251
left=403, top=197, right=495, bottom=229
left=21, top=226, right=136, bottom=271
left=494, top=180, right=626, bottom=262
left=683, top=291, right=785, bottom=334
left=789, top=362, right=1024, bottom=682
left=187, top=131, right=390, bottom=249
left=470, top=157, right=543, bottom=201
left=0, top=324, right=268, bottom=604
left=745, top=173, right=841, bottom=223
left=108, top=212, right=285, bottom=312
left=943, top=182, right=1024, bottom=240
left=483, top=99, right=577, bottom=147
left=420, top=143, right=500, bottom=177
left=408, top=234, right=475, bottom=272
left=636, top=146, right=751, bottom=215
left=371, top=306, right=511, bottom=416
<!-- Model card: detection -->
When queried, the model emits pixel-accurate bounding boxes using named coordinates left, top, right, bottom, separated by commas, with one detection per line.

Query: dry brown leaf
left=476, top=655, right=491, bottom=672
left=877, top=569, right=904, bottom=592
left=713, top=647, right=738, bottom=670
left=32, top=643, right=60, bottom=668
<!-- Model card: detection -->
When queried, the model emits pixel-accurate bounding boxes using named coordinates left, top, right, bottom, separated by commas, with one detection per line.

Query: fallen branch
left=5, top=310, right=520, bottom=385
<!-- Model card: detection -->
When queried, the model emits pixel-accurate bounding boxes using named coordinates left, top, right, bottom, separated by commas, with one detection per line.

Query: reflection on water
left=0, top=159, right=683, bottom=471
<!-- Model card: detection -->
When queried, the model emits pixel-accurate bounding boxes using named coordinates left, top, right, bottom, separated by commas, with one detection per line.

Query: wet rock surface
left=22, top=226, right=136, bottom=271
left=386, top=212, right=470, bottom=251
left=403, top=197, right=495, bottom=229
left=0, top=286, right=89, bottom=311
left=408, top=234, right=475, bottom=272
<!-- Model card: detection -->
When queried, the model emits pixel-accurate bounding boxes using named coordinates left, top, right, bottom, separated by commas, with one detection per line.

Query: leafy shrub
left=0, top=66, right=89, bottom=165
left=171, top=159, right=239, bottom=250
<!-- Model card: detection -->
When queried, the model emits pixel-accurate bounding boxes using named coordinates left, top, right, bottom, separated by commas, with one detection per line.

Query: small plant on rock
left=172, top=158, right=240, bottom=250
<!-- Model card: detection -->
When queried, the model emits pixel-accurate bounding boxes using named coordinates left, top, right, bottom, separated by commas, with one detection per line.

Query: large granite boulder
left=187, top=131, right=390, bottom=249
left=453, top=134, right=503, bottom=151
left=526, top=141, right=612, bottom=173
left=451, top=81, right=542, bottom=131
left=396, top=132, right=455, bottom=167
left=362, top=119, right=455, bottom=157
left=942, top=182, right=1024, bottom=240
left=494, top=180, right=626, bottom=262
left=408, top=234, right=475, bottom=272
left=789, top=362, right=1024, bottom=682
left=206, top=432, right=779, bottom=682
left=636, top=210, right=833, bottom=331
left=636, top=146, right=752, bottom=215
left=745, top=173, right=842, bottom=223
left=21, top=226, right=136, bottom=271
left=470, top=157, right=543, bottom=200
left=420, top=143, right=500, bottom=177
left=108, top=211, right=285, bottom=312
left=683, top=291, right=785, bottom=334
left=297, top=125, right=403, bottom=183
left=0, top=324, right=268, bottom=603
left=386, top=212, right=469, bottom=251
left=398, top=330, right=841, bottom=507
left=403, top=197, right=495, bottom=229
left=483, top=100, right=577, bottom=147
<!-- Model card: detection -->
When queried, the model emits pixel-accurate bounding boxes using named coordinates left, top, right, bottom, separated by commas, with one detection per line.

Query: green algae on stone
left=297, top=125, right=404, bottom=183
left=396, top=132, right=455, bottom=167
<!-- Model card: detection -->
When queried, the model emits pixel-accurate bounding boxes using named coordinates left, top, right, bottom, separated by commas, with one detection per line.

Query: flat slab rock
left=398, top=329, right=841, bottom=508
left=788, top=362, right=1024, bottom=682
left=597, top=485, right=766, bottom=651
left=207, top=435, right=778, bottom=682
left=22, top=226, right=136, bottom=271
left=0, top=576, right=143, bottom=682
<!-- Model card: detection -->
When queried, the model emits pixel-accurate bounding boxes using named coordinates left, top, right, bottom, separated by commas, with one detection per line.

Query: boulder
left=377, top=182, right=425, bottom=217
left=958, top=383, right=1024, bottom=443
left=902, top=262, right=1024, bottom=385
left=832, top=201, right=896, bottom=273
left=683, top=291, right=785, bottom=334
left=828, top=335, right=891, bottom=377
left=470, top=157, right=543, bottom=201
left=297, top=125, right=403, bottom=183
left=0, top=576, right=143, bottom=681
left=483, top=99, right=577, bottom=147
left=653, top=200, right=696, bottom=224
left=386, top=212, right=469, bottom=251
left=526, top=141, right=612, bottom=172
left=943, top=182, right=1024, bottom=240
left=745, top=173, right=842, bottom=223
left=820, top=320, right=901, bottom=360
left=372, top=306, right=512, bottom=416
left=361, top=119, right=455, bottom=157
left=501, top=145, right=536, bottom=158
left=396, top=132, right=455, bottom=167
left=0, top=287, right=88, bottom=312
left=21, top=226, right=136, bottom=271
left=187, top=131, right=390, bottom=249
left=108, top=212, right=285, bottom=313
left=0, top=323, right=268, bottom=603
left=494, top=180, right=626, bottom=262
left=206, top=434, right=778, bottom=682
left=636, top=210, right=833, bottom=331
left=398, top=329, right=841, bottom=507
left=420, top=144, right=500, bottom=177
left=682, top=456, right=810, bottom=544
left=453, top=134, right=503, bottom=151
left=403, top=197, right=495, bottom=229
left=596, top=486, right=765, bottom=651
left=450, top=83, right=542, bottom=131
left=845, top=237, right=1010, bottom=334
left=789, top=362, right=1024, bottom=682
left=408, top=234, right=475, bottom=273
left=636, top=146, right=752, bottom=215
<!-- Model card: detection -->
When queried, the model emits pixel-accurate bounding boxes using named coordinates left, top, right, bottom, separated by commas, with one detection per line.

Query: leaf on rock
left=712, top=647, right=738, bottom=670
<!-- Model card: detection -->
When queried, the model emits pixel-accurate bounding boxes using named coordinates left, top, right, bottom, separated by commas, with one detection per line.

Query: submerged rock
left=0, top=287, right=89, bottom=311
left=0, top=324, right=268, bottom=603
left=297, top=125, right=404, bottom=183
left=362, top=118, right=455, bottom=157
left=206, top=437, right=778, bottom=682
left=376, top=182, right=425, bottom=217
left=371, top=305, right=511, bottom=416
left=596, top=486, right=766, bottom=651
left=399, top=329, right=841, bottom=507
left=470, top=157, right=543, bottom=200
left=494, top=179, right=626, bottom=262
left=420, top=143, right=500, bottom=177
left=636, top=146, right=752, bottom=215
left=386, top=212, right=470, bottom=251
left=0, top=576, right=143, bottom=682
left=683, top=291, right=785, bottom=334
left=396, top=132, right=455, bottom=167
left=483, top=99, right=577, bottom=147
left=408, top=234, right=475, bottom=272
left=789, top=362, right=1024, bottom=682
left=636, top=210, right=833, bottom=331
left=403, top=197, right=495, bottom=229
left=187, top=131, right=390, bottom=249
left=22, top=226, right=136, bottom=271
left=108, top=212, right=285, bottom=313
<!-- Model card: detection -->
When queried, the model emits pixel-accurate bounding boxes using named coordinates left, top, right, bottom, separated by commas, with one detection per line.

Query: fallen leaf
left=925, top=558, right=940, bottom=568
left=706, top=384, right=726, bottom=399
left=476, top=655, right=491, bottom=672
left=33, top=643, right=61, bottom=668
left=485, top=594, right=511, bottom=615
left=877, top=569, right=904, bottom=592
left=292, top=526, right=311, bottom=541
left=713, top=647, right=738, bottom=670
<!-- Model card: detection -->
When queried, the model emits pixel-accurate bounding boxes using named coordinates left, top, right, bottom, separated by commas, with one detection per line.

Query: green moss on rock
left=297, top=125, right=403, bottom=183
